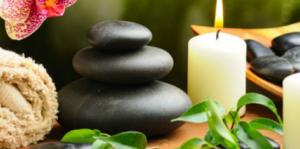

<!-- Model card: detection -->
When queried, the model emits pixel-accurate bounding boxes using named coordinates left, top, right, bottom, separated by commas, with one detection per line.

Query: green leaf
left=236, top=121, right=273, bottom=149
left=206, top=100, right=239, bottom=149
left=223, top=113, right=234, bottom=127
left=237, top=93, right=282, bottom=125
left=204, top=131, right=218, bottom=146
left=92, top=140, right=113, bottom=149
left=179, top=138, right=217, bottom=149
left=61, top=129, right=101, bottom=143
left=223, top=111, right=240, bottom=129
left=249, top=118, right=283, bottom=135
left=106, top=131, right=147, bottom=149
left=172, top=100, right=225, bottom=123
left=172, top=101, right=209, bottom=123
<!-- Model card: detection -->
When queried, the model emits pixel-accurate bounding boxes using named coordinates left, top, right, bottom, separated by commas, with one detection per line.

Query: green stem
left=276, top=115, right=283, bottom=126
left=230, top=112, right=237, bottom=130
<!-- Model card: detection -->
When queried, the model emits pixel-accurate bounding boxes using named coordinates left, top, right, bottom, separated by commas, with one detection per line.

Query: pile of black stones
left=57, top=20, right=192, bottom=137
left=247, top=32, right=300, bottom=84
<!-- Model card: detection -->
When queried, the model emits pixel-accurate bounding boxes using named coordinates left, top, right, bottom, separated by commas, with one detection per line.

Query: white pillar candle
left=283, top=73, right=300, bottom=149
left=188, top=32, right=246, bottom=113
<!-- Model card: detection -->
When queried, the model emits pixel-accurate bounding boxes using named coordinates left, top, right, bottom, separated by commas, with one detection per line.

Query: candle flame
left=214, top=0, right=224, bottom=28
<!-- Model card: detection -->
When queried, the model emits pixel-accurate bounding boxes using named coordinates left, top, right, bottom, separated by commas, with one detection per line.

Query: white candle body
left=188, top=32, right=246, bottom=113
left=283, top=73, right=300, bottom=149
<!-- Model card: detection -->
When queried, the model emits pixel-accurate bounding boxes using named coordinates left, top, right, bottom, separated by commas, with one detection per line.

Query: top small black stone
left=272, top=32, right=300, bottom=56
left=245, top=39, right=275, bottom=61
left=87, top=20, right=153, bottom=52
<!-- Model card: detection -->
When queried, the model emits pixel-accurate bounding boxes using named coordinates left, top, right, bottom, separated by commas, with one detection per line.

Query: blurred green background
left=1, top=0, right=300, bottom=90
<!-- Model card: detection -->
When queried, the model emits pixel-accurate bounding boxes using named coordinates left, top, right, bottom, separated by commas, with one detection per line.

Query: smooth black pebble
left=245, top=39, right=275, bottom=61
left=31, top=142, right=91, bottom=149
left=272, top=32, right=300, bottom=56
left=58, top=78, right=191, bottom=137
left=87, top=20, right=152, bottom=52
left=251, top=56, right=294, bottom=83
left=282, top=46, right=300, bottom=72
left=73, top=46, right=174, bottom=84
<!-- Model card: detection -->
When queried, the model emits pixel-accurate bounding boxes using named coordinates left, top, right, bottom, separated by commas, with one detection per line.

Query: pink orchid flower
left=0, top=0, right=76, bottom=40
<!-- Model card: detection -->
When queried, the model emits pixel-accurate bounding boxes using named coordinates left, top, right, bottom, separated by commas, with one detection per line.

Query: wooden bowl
left=191, top=22, right=300, bottom=98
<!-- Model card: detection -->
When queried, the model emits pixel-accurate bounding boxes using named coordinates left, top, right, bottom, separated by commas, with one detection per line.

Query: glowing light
left=214, top=0, right=224, bottom=28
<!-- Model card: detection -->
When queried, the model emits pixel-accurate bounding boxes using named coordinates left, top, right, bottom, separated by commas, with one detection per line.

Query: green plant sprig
left=61, top=129, right=147, bottom=149
left=173, top=93, right=283, bottom=149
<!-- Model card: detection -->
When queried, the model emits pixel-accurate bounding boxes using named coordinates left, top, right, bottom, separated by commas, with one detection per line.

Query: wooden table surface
left=24, top=105, right=282, bottom=149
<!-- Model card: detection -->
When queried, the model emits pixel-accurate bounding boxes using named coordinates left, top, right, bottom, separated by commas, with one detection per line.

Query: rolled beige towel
left=0, top=48, right=58, bottom=149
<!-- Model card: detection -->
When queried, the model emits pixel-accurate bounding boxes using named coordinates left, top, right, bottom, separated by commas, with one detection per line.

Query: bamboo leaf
left=179, top=138, right=217, bottom=149
left=223, top=111, right=240, bottom=129
left=206, top=100, right=239, bottom=149
left=204, top=131, right=218, bottom=146
left=237, top=93, right=282, bottom=125
left=249, top=118, right=283, bottom=135
left=236, top=121, right=273, bottom=149
left=106, top=131, right=147, bottom=149
left=92, top=140, right=113, bottom=149
left=172, top=100, right=225, bottom=123
left=61, top=129, right=100, bottom=143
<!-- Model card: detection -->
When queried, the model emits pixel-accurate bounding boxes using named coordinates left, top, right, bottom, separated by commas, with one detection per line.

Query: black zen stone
left=31, top=142, right=91, bottom=149
left=87, top=20, right=152, bottom=52
left=73, top=46, right=174, bottom=84
left=251, top=56, right=294, bottom=83
left=245, top=39, right=275, bottom=61
left=282, top=46, right=300, bottom=72
left=58, top=78, right=192, bottom=137
left=272, top=32, right=300, bottom=56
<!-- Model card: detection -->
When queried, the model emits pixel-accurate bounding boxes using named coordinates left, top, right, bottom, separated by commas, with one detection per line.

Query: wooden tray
left=191, top=22, right=300, bottom=98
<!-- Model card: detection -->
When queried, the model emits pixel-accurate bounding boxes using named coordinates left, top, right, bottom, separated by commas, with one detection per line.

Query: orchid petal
left=46, top=4, right=65, bottom=17
left=0, top=0, right=33, bottom=23
left=5, top=9, right=47, bottom=40
left=35, top=0, right=66, bottom=17
left=60, top=0, right=76, bottom=7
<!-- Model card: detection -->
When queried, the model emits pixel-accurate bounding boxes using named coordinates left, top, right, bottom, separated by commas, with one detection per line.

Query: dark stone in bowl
left=58, top=78, right=191, bottom=137
left=282, top=46, right=300, bottom=72
left=251, top=56, right=294, bottom=83
left=245, top=39, right=275, bottom=61
left=73, top=46, right=174, bottom=84
left=87, top=20, right=152, bottom=52
left=272, top=32, right=300, bottom=56
left=31, top=142, right=91, bottom=149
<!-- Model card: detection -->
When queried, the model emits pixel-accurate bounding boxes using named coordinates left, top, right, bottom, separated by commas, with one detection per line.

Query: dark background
left=1, top=0, right=300, bottom=90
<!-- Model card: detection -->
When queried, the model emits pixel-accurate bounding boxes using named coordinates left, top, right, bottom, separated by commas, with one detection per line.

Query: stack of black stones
left=247, top=32, right=300, bottom=84
left=58, top=20, right=192, bottom=136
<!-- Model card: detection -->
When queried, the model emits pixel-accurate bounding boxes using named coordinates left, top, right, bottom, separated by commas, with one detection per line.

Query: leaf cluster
left=173, top=93, right=283, bottom=149
left=61, top=129, right=147, bottom=149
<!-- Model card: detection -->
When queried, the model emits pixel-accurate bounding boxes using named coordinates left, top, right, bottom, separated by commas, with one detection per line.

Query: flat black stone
left=73, top=46, right=174, bottom=84
left=251, top=56, right=294, bottom=83
left=272, top=32, right=300, bottom=56
left=282, top=46, right=300, bottom=72
left=245, top=39, right=275, bottom=61
left=58, top=78, right=192, bottom=137
left=31, top=142, right=91, bottom=149
left=87, top=20, right=152, bottom=52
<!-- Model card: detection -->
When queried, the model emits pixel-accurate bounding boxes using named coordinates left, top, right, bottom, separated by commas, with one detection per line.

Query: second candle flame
left=214, top=0, right=224, bottom=28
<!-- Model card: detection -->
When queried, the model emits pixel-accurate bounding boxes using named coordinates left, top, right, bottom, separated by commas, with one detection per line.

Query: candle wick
left=216, top=29, right=221, bottom=40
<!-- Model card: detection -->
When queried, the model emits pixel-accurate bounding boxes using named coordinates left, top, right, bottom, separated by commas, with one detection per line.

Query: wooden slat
left=191, top=22, right=300, bottom=98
